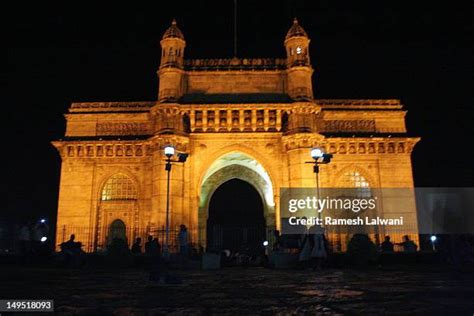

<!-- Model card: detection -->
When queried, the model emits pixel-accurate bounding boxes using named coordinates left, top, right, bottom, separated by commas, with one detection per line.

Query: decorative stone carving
left=323, top=120, right=376, bottom=133
left=58, top=142, right=152, bottom=158
left=70, top=101, right=155, bottom=113
left=151, top=106, right=187, bottom=134
left=96, top=122, right=151, bottom=136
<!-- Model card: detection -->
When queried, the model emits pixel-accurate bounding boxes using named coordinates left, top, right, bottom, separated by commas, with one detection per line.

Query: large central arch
left=198, top=152, right=276, bottom=248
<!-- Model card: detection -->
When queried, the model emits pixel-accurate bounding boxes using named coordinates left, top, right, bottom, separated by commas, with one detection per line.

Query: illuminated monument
left=53, top=19, right=420, bottom=251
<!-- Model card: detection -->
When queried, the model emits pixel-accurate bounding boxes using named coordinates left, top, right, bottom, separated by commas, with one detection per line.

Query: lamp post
left=430, top=235, right=437, bottom=251
left=163, top=145, right=188, bottom=258
left=307, top=148, right=333, bottom=220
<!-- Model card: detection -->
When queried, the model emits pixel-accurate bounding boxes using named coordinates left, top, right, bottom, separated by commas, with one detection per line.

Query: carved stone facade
left=53, top=19, right=420, bottom=251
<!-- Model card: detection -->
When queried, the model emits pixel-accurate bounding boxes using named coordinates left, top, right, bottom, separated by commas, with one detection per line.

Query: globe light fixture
left=164, top=145, right=175, bottom=158
left=311, top=148, right=324, bottom=159
left=430, top=235, right=437, bottom=251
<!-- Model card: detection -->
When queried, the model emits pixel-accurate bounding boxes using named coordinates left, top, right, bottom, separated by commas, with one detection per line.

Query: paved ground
left=0, top=264, right=473, bottom=315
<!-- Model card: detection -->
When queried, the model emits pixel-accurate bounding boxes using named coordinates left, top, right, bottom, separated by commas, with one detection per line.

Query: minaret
left=158, top=19, right=186, bottom=102
left=284, top=18, right=314, bottom=101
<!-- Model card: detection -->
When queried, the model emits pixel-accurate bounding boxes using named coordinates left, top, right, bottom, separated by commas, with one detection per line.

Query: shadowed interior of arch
left=207, top=179, right=265, bottom=252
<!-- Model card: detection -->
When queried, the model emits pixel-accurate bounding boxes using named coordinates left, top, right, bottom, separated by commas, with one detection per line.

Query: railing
left=0, top=224, right=419, bottom=254
left=57, top=226, right=202, bottom=253
left=55, top=223, right=419, bottom=254
left=184, top=58, right=287, bottom=71
left=70, top=102, right=155, bottom=113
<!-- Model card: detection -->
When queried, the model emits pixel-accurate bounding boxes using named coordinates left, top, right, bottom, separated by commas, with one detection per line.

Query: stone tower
left=285, top=18, right=313, bottom=101
left=158, top=19, right=186, bottom=102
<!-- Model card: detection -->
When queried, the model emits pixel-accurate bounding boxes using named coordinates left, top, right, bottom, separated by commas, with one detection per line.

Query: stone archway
left=198, top=152, right=276, bottom=248
left=207, top=179, right=265, bottom=252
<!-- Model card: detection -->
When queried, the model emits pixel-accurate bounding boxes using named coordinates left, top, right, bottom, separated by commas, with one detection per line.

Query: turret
left=284, top=18, right=314, bottom=101
left=158, top=19, right=186, bottom=102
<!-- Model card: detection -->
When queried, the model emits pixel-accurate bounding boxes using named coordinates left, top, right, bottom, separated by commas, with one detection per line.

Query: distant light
left=311, top=148, right=324, bottom=159
left=40, top=219, right=46, bottom=223
left=296, top=46, right=302, bottom=54
left=263, top=240, right=269, bottom=247
left=40, top=236, right=48, bottom=242
left=430, top=235, right=437, bottom=242
left=164, top=146, right=175, bottom=158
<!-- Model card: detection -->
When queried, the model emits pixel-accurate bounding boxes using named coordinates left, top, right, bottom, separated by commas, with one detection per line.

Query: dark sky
left=4, top=1, right=473, bottom=221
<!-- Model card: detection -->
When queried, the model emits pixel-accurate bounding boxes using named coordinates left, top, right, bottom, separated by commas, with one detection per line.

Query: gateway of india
left=53, top=19, right=420, bottom=252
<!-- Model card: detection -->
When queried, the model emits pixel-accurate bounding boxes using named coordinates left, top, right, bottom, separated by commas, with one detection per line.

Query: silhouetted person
left=178, top=224, right=188, bottom=256
left=273, top=230, right=282, bottom=251
left=147, top=237, right=167, bottom=283
left=145, top=236, right=154, bottom=254
left=381, top=236, right=394, bottom=252
left=397, top=235, right=417, bottom=253
left=145, top=236, right=159, bottom=256
left=152, top=238, right=161, bottom=255
left=131, top=237, right=142, bottom=254
left=309, top=224, right=327, bottom=270
left=61, top=234, right=81, bottom=252
left=60, top=234, right=83, bottom=267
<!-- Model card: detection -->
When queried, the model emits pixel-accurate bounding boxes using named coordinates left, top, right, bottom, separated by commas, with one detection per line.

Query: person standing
left=396, top=235, right=417, bottom=253
left=178, top=225, right=188, bottom=256
left=145, top=236, right=154, bottom=255
left=178, top=224, right=189, bottom=268
left=381, top=236, right=394, bottom=252
left=298, top=225, right=311, bottom=268
left=131, top=237, right=142, bottom=254
left=309, top=224, right=327, bottom=270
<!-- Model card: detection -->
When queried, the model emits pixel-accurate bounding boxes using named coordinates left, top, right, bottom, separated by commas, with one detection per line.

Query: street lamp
left=310, top=148, right=324, bottom=159
left=164, top=145, right=175, bottom=158
left=307, top=148, right=333, bottom=219
left=430, top=235, right=437, bottom=251
left=163, top=145, right=188, bottom=258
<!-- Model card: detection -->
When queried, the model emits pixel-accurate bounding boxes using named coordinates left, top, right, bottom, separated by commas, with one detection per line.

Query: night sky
left=4, top=1, right=473, bottom=222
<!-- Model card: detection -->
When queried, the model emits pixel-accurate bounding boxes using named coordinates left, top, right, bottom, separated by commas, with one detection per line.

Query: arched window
left=101, top=174, right=138, bottom=201
left=340, top=171, right=371, bottom=197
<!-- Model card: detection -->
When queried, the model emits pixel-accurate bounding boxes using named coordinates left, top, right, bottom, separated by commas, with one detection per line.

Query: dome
left=285, top=18, right=308, bottom=40
left=162, top=19, right=184, bottom=40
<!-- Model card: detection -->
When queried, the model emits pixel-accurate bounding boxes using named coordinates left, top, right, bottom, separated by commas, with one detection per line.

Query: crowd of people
left=271, top=225, right=329, bottom=270
left=271, top=227, right=423, bottom=269
left=381, top=235, right=417, bottom=253
left=128, top=224, right=189, bottom=258
left=13, top=219, right=474, bottom=271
